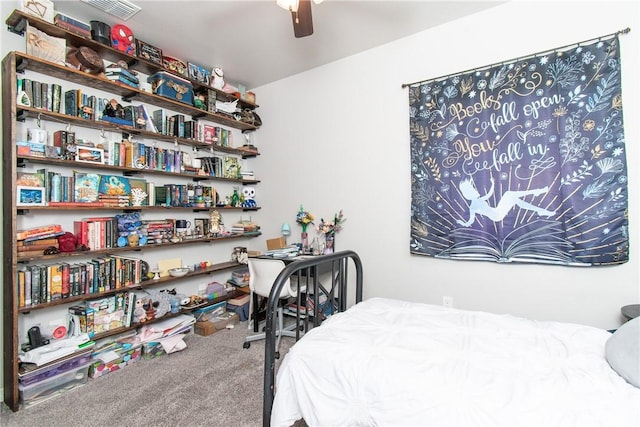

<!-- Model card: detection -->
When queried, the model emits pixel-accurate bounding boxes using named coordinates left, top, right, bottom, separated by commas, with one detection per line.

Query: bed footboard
left=263, top=250, right=363, bottom=427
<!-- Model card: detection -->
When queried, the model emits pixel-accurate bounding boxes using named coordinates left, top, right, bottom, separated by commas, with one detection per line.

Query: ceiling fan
left=276, top=0, right=324, bottom=38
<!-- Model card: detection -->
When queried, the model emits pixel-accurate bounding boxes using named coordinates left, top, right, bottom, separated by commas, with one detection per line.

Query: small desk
left=249, top=254, right=338, bottom=330
left=621, top=304, right=640, bottom=321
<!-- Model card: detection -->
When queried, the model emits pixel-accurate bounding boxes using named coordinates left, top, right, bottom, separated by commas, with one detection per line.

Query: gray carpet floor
left=0, top=322, right=295, bottom=427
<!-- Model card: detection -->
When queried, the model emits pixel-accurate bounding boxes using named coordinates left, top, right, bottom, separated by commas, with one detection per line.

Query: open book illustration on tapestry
left=408, top=34, right=628, bottom=266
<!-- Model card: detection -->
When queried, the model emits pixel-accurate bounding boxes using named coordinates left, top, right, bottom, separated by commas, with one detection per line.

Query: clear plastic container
left=19, top=361, right=91, bottom=408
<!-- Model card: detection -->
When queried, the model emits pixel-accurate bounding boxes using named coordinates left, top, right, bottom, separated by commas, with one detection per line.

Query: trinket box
left=148, top=71, right=194, bottom=105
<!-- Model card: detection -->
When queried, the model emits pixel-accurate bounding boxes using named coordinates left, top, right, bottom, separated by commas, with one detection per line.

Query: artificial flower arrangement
left=296, top=205, right=314, bottom=233
left=317, top=210, right=346, bottom=236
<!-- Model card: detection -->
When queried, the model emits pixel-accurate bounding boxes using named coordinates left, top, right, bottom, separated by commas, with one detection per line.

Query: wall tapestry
left=408, top=34, right=628, bottom=266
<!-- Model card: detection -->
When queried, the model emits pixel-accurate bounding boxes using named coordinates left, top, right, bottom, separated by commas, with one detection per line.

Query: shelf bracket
left=15, top=57, right=28, bottom=74
left=16, top=110, right=27, bottom=122
left=121, top=91, right=137, bottom=103
left=7, top=18, right=26, bottom=35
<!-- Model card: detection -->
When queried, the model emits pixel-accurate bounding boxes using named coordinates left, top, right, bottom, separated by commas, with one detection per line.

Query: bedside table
left=621, top=304, right=640, bottom=321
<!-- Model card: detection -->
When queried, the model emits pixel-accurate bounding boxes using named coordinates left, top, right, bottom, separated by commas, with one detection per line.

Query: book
left=74, top=172, right=101, bottom=203
left=99, top=175, right=131, bottom=197
left=151, top=109, right=166, bottom=135
left=18, top=238, right=59, bottom=247
left=106, top=74, right=139, bottom=89
left=48, top=264, right=63, bottom=300
left=223, top=156, right=240, bottom=179
left=17, top=243, right=58, bottom=252
left=64, top=89, right=78, bottom=116
left=16, top=171, right=45, bottom=187
left=104, top=67, right=140, bottom=83
left=227, top=294, right=250, bottom=306
left=17, top=224, right=63, bottom=241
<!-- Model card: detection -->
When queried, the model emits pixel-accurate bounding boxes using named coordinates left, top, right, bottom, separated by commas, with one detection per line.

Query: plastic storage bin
left=89, top=344, right=142, bottom=378
left=19, top=350, right=91, bottom=386
left=19, top=361, right=91, bottom=408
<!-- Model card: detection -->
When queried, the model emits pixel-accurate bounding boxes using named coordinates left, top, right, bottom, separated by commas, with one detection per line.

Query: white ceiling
left=53, top=0, right=504, bottom=89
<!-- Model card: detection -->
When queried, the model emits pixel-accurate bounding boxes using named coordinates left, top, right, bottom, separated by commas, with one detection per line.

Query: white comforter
left=271, top=298, right=640, bottom=427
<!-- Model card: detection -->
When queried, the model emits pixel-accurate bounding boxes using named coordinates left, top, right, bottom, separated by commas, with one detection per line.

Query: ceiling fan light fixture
left=276, top=0, right=299, bottom=13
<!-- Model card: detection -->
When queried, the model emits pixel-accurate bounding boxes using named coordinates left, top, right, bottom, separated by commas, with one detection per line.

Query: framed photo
left=136, top=39, right=163, bottom=65
left=76, top=146, right=104, bottom=164
left=17, top=186, right=46, bottom=206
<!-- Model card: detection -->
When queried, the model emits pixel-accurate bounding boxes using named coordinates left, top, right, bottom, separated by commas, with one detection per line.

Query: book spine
left=48, top=264, right=62, bottom=301
left=32, top=81, right=42, bottom=109
left=24, top=268, right=32, bottom=306
left=51, top=84, right=62, bottom=113
left=31, top=266, right=40, bottom=306
left=17, top=270, right=25, bottom=308
left=61, top=263, right=70, bottom=298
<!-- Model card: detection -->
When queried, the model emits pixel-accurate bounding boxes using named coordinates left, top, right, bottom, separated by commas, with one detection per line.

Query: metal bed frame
left=262, top=250, right=363, bottom=427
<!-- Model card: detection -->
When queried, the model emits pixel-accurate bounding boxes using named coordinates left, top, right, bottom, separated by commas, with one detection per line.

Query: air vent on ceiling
left=80, top=0, right=141, bottom=21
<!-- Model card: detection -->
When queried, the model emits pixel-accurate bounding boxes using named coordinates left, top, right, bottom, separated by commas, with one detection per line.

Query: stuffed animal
left=111, top=24, right=135, bottom=56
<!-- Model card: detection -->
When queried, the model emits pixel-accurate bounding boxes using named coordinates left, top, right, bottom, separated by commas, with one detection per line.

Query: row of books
left=18, top=168, right=222, bottom=209
left=106, top=140, right=185, bottom=172
left=16, top=255, right=144, bottom=308
left=17, top=238, right=59, bottom=258
left=198, top=155, right=242, bottom=179
left=17, top=78, right=62, bottom=112
left=17, top=79, right=241, bottom=148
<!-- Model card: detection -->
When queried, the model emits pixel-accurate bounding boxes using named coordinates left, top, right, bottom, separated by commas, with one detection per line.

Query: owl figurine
left=212, top=67, right=225, bottom=89
left=242, top=186, right=257, bottom=208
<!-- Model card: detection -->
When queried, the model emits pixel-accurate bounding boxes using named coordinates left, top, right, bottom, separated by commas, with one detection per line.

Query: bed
left=263, top=256, right=639, bottom=427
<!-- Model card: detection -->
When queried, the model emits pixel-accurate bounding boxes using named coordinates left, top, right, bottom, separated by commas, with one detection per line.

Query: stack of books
left=105, top=67, right=140, bottom=89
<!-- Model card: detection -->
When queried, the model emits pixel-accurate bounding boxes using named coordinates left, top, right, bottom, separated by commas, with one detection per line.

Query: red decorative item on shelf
left=57, top=232, right=77, bottom=252
left=111, top=24, right=135, bottom=56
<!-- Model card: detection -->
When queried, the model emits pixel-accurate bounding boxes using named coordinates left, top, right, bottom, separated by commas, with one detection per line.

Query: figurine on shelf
left=242, top=186, right=257, bottom=208
left=212, top=67, right=224, bottom=89
left=104, top=98, right=125, bottom=119
left=194, top=93, right=206, bottom=110
left=133, top=299, right=146, bottom=323
left=210, top=209, right=221, bottom=236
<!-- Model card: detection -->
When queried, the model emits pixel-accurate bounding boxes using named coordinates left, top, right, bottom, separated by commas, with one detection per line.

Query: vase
left=301, top=232, right=309, bottom=253
left=324, top=233, right=335, bottom=254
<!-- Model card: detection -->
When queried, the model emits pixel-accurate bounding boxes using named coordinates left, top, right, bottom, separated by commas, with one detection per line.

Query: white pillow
left=606, top=316, right=640, bottom=387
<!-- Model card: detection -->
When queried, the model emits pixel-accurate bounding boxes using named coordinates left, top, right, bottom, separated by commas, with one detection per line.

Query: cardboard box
left=194, top=312, right=239, bottom=336
left=266, top=236, right=286, bottom=250
left=194, top=320, right=217, bottom=336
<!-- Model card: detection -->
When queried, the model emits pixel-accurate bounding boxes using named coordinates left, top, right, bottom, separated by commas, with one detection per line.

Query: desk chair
left=242, top=258, right=305, bottom=357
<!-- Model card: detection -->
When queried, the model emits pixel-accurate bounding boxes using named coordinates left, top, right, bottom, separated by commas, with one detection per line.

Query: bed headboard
left=262, top=250, right=363, bottom=426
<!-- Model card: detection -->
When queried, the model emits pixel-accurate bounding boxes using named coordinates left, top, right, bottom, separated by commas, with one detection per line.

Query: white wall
left=252, top=1, right=639, bottom=329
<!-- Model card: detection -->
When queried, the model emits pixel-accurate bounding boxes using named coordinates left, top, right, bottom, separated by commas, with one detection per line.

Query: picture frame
left=135, top=39, right=163, bottom=65
left=75, top=146, right=104, bottom=164
left=17, top=186, right=46, bottom=206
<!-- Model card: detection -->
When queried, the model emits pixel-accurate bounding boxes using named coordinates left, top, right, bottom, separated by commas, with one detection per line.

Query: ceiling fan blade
left=292, top=0, right=313, bottom=38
